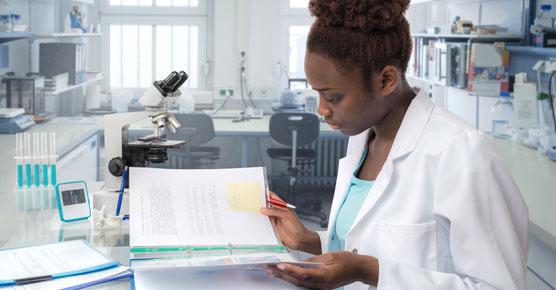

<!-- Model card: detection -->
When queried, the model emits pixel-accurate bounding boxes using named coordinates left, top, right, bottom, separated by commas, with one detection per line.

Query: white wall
left=212, top=0, right=286, bottom=100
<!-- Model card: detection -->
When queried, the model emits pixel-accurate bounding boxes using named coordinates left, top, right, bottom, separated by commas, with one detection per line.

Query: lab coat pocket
left=378, top=221, right=437, bottom=270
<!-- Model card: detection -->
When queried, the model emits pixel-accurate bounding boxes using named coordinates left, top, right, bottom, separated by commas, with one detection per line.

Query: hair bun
left=309, top=0, right=410, bottom=32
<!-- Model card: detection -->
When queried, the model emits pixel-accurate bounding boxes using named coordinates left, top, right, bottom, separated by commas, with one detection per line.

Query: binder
left=129, top=167, right=322, bottom=271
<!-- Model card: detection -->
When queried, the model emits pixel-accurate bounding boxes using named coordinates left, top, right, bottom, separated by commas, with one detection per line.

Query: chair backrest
left=173, top=113, right=215, bottom=146
left=269, top=112, right=319, bottom=147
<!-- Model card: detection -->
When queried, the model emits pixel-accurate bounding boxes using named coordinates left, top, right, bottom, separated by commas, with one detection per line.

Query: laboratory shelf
left=73, top=0, right=95, bottom=4
left=406, top=74, right=500, bottom=99
left=43, top=76, right=103, bottom=97
left=411, top=33, right=524, bottom=41
left=0, top=32, right=34, bottom=44
left=507, top=45, right=556, bottom=57
left=34, top=33, right=102, bottom=39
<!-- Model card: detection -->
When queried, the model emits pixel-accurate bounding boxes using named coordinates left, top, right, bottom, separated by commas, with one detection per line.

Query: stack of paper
left=129, top=167, right=320, bottom=271
left=0, top=240, right=131, bottom=289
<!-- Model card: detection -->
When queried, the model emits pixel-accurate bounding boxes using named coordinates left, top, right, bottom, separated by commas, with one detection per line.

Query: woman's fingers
left=260, top=206, right=291, bottom=219
left=267, top=265, right=321, bottom=289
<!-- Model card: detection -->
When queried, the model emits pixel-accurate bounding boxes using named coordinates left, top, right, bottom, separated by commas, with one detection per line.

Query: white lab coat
left=318, top=90, right=529, bottom=290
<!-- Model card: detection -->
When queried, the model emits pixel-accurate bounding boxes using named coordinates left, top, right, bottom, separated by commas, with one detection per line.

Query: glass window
left=109, top=0, right=198, bottom=7
left=289, top=0, right=309, bottom=8
left=110, top=24, right=199, bottom=88
left=288, top=25, right=310, bottom=79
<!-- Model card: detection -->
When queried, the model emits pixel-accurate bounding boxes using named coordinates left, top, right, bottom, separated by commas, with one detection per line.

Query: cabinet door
left=58, top=134, right=99, bottom=183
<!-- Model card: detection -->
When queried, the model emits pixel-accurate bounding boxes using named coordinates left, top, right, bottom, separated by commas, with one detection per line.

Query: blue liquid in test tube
left=16, top=133, right=24, bottom=212
left=51, top=165, right=57, bottom=186
left=34, top=164, right=40, bottom=187
left=42, top=165, right=48, bottom=187
left=25, top=164, right=32, bottom=188
left=49, top=132, right=57, bottom=210
left=17, top=164, right=23, bottom=188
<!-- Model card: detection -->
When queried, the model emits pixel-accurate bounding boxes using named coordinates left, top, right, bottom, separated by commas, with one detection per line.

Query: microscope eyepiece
left=172, top=71, right=189, bottom=92
left=153, top=71, right=189, bottom=96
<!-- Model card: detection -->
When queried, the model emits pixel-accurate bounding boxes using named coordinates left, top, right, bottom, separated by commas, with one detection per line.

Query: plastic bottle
left=535, top=4, right=555, bottom=29
left=491, top=92, right=514, bottom=139
left=0, top=0, right=11, bottom=32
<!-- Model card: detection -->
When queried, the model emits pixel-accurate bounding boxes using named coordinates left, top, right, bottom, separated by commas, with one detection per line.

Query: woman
left=260, top=0, right=528, bottom=289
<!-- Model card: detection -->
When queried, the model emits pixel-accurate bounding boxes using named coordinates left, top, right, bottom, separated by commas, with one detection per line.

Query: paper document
left=134, top=268, right=305, bottom=290
left=131, top=252, right=322, bottom=271
left=5, top=266, right=131, bottom=290
left=0, top=240, right=116, bottom=282
left=130, top=167, right=278, bottom=248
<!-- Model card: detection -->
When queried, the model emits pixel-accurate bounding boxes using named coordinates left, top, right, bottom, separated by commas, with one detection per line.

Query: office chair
left=172, top=113, right=220, bottom=169
left=268, top=112, right=328, bottom=227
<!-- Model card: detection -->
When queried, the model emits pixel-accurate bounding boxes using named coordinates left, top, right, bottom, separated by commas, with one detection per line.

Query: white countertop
left=0, top=117, right=102, bottom=246
left=493, top=138, right=556, bottom=244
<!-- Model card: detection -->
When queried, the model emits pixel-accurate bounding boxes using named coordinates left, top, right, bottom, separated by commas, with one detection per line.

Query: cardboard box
left=467, top=43, right=510, bottom=96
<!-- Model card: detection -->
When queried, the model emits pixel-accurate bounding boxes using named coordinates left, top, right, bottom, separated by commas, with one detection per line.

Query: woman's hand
left=266, top=252, right=379, bottom=290
left=260, top=192, right=321, bottom=255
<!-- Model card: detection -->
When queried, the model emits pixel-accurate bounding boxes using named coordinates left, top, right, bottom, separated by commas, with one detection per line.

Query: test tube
left=49, top=132, right=57, bottom=210
left=16, top=133, right=25, bottom=212
left=24, top=133, right=34, bottom=211
left=41, top=132, right=50, bottom=210
left=50, top=132, right=57, bottom=186
left=24, top=132, right=32, bottom=188
left=16, top=133, right=23, bottom=188
left=41, top=132, right=48, bottom=187
left=33, top=133, right=41, bottom=210
left=33, top=133, right=40, bottom=187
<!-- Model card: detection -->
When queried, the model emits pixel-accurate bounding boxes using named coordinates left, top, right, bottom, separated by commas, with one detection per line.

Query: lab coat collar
left=386, top=89, right=433, bottom=162
left=346, top=89, right=434, bottom=237
left=346, top=90, right=434, bottom=161
left=344, top=89, right=433, bottom=161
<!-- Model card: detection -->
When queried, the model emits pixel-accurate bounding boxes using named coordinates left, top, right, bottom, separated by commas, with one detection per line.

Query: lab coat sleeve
left=376, top=132, right=528, bottom=290
left=317, top=230, right=328, bottom=254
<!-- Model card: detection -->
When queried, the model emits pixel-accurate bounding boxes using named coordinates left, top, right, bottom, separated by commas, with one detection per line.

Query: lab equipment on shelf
left=0, top=0, right=12, bottom=32
left=0, top=107, right=34, bottom=133
left=513, top=73, right=538, bottom=130
left=490, top=93, right=514, bottom=139
left=531, top=4, right=556, bottom=48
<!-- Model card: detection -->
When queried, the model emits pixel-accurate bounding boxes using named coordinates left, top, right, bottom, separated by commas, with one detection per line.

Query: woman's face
left=305, top=52, right=391, bottom=136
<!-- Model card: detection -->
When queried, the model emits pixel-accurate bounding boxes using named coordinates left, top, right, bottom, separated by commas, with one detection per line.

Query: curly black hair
left=307, top=0, right=412, bottom=84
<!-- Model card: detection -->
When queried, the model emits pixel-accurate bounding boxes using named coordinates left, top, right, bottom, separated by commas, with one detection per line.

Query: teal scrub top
left=329, top=149, right=374, bottom=252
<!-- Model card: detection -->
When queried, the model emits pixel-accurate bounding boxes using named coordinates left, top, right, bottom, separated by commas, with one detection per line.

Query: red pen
left=267, top=198, right=296, bottom=209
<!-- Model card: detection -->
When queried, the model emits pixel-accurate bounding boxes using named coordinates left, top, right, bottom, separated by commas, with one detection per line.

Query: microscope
left=94, top=71, right=188, bottom=215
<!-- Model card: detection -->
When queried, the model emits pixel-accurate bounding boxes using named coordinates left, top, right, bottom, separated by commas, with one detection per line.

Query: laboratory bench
left=493, top=139, right=556, bottom=289
left=0, top=115, right=555, bottom=289
left=0, top=117, right=102, bottom=246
